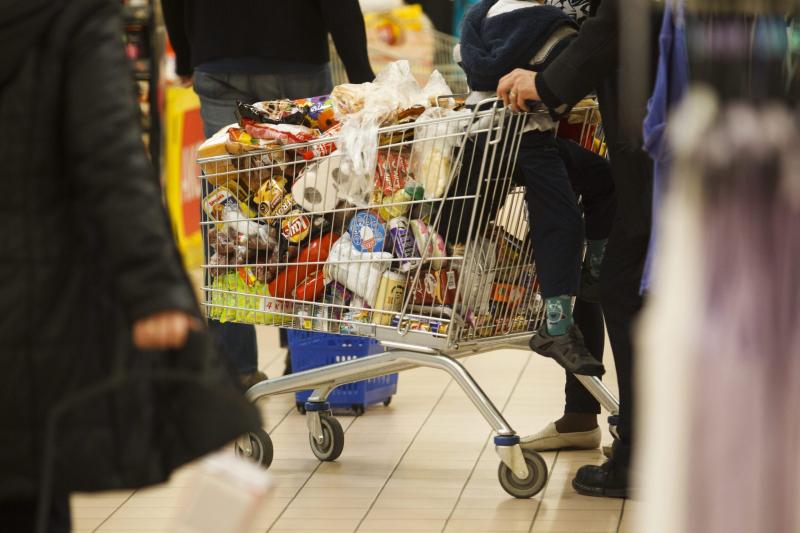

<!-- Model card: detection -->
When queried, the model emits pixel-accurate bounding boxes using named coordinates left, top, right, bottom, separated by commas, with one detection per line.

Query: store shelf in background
left=163, top=86, right=204, bottom=270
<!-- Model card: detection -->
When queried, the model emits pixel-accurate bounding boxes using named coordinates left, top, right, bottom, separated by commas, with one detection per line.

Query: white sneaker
left=520, top=422, right=601, bottom=452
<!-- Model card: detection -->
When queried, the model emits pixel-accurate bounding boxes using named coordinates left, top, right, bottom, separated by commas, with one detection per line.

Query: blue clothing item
left=459, top=0, right=577, bottom=91
left=641, top=1, right=689, bottom=292
left=196, top=67, right=333, bottom=373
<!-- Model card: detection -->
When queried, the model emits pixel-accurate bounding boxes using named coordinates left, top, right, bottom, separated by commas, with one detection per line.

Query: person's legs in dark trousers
left=572, top=76, right=653, bottom=498
left=193, top=66, right=333, bottom=385
left=521, top=138, right=614, bottom=450
left=559, top=138, right=615, bottom=429
left=518, top=131, right=605, bottom=376
left=0, top=494, right=71, bottom=533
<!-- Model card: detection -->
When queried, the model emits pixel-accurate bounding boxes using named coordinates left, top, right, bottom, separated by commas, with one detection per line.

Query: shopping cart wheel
left=383, top=397, right=392, bottom=407
left=296, top=402, right=307, bottom=415
left=309, top=415, right=344, bottom=462
left=235, top=429, right=274, bottom=469
left=352, top=404, right=366, bottom=416
left=497, top=450, right=548, bottom=499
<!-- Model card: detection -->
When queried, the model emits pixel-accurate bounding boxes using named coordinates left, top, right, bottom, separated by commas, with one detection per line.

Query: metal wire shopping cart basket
left=198, top=98, right=618, bottom=499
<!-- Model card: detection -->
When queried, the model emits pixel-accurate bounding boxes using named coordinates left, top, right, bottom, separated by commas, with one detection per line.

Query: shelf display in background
left=163, top=87, right=204, bottom=269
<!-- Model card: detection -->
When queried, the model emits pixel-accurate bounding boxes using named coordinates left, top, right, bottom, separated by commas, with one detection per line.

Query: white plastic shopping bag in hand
left=170, top=452, right=273, bottom=533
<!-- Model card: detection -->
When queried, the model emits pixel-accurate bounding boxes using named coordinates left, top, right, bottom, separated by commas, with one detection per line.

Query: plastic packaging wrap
left=335, top=61, right=455, bottom=206
left=411, top=107, right=471, bottom=199
left=323, top=232, right=393, bottom=307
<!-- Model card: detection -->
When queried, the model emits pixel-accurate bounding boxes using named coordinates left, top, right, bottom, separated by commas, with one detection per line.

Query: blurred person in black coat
left=0, top=1, right=260, bottom=530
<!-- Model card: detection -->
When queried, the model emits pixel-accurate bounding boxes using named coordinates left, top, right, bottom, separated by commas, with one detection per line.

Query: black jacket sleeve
left=64, top=1, right=198, bottom=321
left=536, top=0, right=618, bottom=110
left=161, top=0, right=192, bottom=77
left=321, top=0, right=375, bottom=83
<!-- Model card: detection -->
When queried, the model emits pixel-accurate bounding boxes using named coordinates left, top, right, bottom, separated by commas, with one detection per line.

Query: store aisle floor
left=72, top=327, right=636, bottom=533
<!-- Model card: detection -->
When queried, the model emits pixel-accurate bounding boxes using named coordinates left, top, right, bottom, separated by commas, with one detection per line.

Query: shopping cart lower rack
left=199, top=98, right=619, bottom=498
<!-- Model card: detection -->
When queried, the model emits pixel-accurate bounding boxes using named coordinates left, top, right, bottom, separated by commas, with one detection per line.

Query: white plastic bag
left=411, top=107, right=471, bottom=199
left=335, top=61, right=456, bottom=205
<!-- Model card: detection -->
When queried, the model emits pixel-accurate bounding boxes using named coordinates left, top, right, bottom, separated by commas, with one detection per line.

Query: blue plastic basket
left=288, top=330, right=398, bottom=414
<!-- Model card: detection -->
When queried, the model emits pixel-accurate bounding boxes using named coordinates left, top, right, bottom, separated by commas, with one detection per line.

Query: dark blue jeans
left=195, top=66, right=333, bottom=374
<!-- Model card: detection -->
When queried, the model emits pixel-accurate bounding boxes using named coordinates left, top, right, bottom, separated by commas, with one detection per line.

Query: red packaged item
left=411, top=269, right=458, bottom=305
left=245, top=122, right=319, bottom=144
left=268, top=232, right=339, bottom=298
left=294, top=270, right=327, bottom=301
left=374, top=151, right=410, bottom=196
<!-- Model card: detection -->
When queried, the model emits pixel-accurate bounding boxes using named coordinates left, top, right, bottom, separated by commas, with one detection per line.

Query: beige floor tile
left=531, top=519, right=621, bottom=532
left=535, top=508, right=621, bottom=522
left=269, top=517, right=360, bottom=531
left=358, top=518, right=447, bottom=531
left=365, top=507, right=453, bottom=520
left=371, top=496, right=459, bottom=510
left=444, top=519, right=532, bottom=532
left=288, top=497, right=374, bottom=510
left=449, top=506, right=537, bottom=521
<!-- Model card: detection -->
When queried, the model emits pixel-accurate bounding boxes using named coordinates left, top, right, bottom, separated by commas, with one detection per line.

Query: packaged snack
left=349, top=211, right=386, bottom=253
left=410, top=219, right=446, bottom=270
left=245, top=122, right=320, bottom=144
left=331, top=84, right=367, bottom=115
left=490, top=283, right=527, bottom=306
left=386, top=217, right=416, bottom=272
left=293, top=95, right=338, bottom=132
left=252, top=177, right=287, bottom=219
left=411, top=269, right=458, bottom=305
left=371, top=270, right=407, bottom=325
left=374, top=151, right=411, bottom=196
left=390, top=315, right=449, bottom=335
left=268, top=232, right=339, bottom=298
left=203, top=186, right=255, bottom=221
left=324, top=232, right=392, bottom=307
left=457, top=237, right=496, bottom=314
left=207, top=269, right=292, bottom=326
left=280, top=210, right=312, bottom=243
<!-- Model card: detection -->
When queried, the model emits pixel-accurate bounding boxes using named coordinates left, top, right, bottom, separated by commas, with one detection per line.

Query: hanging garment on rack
left=640, top=0, right=689, bottom=292
left=637, top=89, right=800, bottom=533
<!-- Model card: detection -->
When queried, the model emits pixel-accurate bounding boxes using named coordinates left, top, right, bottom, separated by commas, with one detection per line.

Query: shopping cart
left=198, top=98, right=619, bottom=498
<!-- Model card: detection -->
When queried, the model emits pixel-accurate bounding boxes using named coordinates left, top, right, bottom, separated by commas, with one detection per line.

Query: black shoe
left=240, top=370, right=268, bottom=390
left=578, top=269, right=601, bottom=304
left=572, top=460, right=628, bottom=498
left=529, top=323, right=605, bottom=376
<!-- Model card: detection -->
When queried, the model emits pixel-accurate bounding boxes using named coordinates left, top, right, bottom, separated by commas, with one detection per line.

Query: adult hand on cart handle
left=133, top=310, right=200, bottom=350
left=498, top=69, right=540, bottom=112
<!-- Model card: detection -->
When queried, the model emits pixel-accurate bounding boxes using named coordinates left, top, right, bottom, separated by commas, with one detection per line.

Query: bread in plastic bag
left=410, top=107, right=471, bottom=199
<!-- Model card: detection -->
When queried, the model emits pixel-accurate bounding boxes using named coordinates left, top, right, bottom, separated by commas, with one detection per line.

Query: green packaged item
left=208, top=269, right=293, bottom=326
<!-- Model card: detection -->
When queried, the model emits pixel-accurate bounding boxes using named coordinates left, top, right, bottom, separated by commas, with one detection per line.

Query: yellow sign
left=163, top=86, right=204, bottom=269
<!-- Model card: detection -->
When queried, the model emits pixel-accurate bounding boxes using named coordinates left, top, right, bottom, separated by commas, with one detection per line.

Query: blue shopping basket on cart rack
left=288, top=331, right=398, bottom=416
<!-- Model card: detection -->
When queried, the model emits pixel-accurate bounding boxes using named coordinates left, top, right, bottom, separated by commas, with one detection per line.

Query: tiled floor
left=72, top=327, right=635, bottom=533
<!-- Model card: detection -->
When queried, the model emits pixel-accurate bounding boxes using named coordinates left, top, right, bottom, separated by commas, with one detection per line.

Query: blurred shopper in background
left=163, top=0, right=374, bottom=386
left=0, top=0, right=260, bottom=531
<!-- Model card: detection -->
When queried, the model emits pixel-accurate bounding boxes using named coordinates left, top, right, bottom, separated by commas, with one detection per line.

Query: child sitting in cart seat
left=454, top=0, right=615, bottom=376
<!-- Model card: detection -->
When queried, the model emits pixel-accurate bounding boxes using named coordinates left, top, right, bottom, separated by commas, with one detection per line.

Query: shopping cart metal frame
left=199, top=98, right=619, bottom=498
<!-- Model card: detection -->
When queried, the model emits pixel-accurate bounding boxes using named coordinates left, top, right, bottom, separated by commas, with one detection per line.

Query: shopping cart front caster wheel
left=498, top=450, right=547, bottom=499
left=309, top=415, right=344, bottom=462
left=235, top=428, right=274, bottom=469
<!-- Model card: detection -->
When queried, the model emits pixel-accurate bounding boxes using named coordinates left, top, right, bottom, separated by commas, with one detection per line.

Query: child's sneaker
left=529, top=323, right=605, bottom=376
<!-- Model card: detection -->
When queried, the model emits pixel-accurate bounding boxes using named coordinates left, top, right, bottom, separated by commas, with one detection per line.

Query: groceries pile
left=200, top=61, right=539, bottom=338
